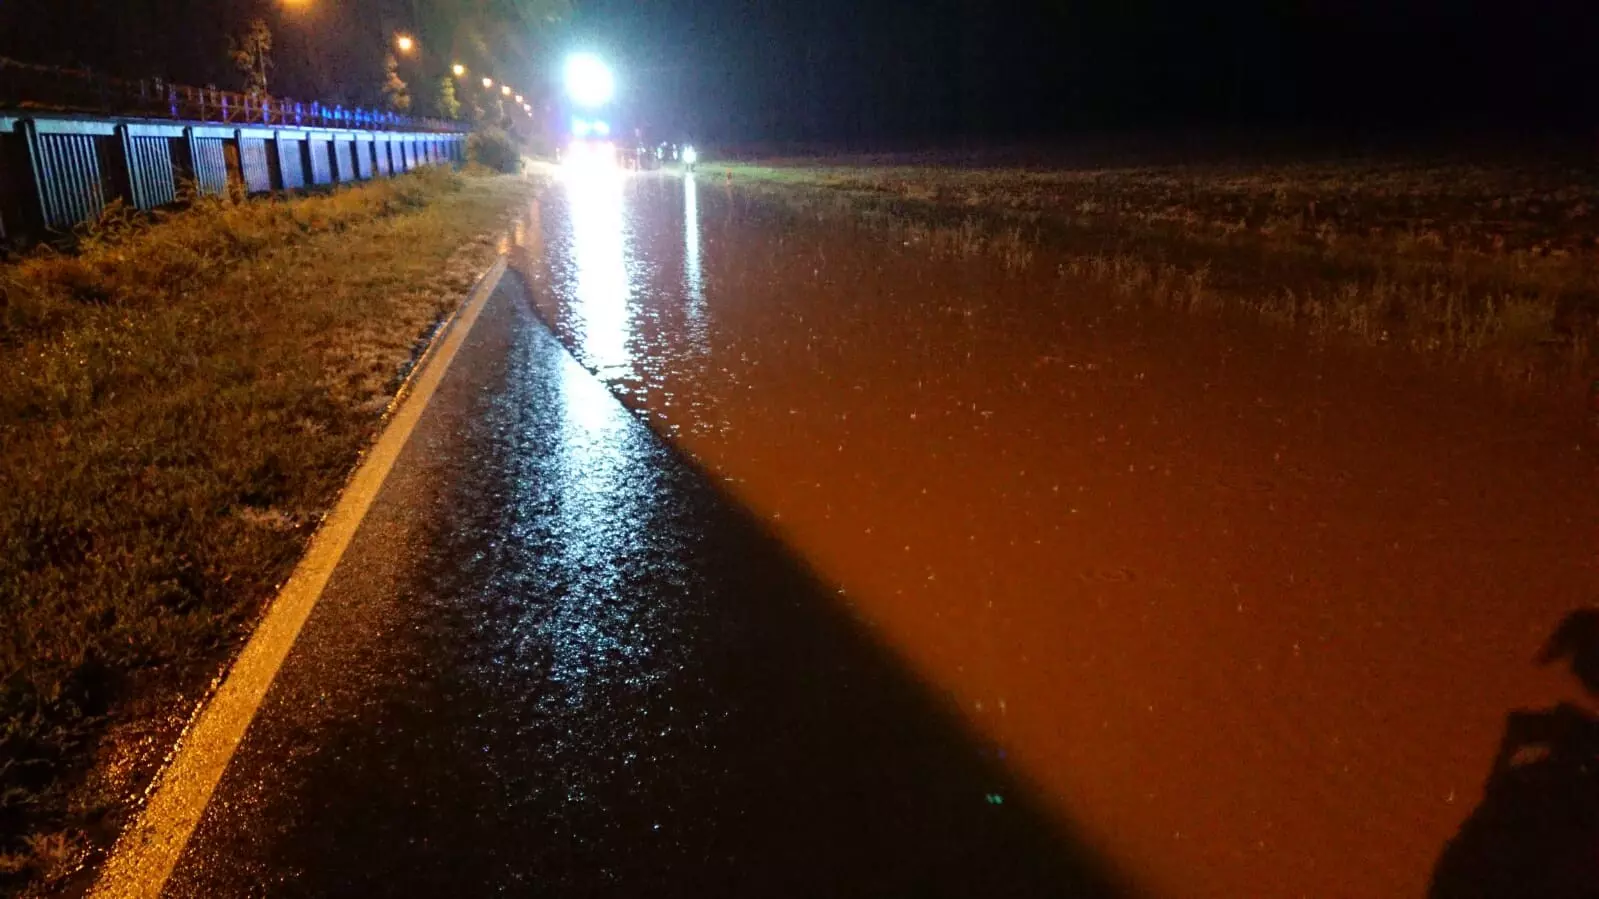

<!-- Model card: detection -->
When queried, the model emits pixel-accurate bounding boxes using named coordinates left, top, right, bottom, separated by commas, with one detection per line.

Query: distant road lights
left=481, top=76, right=493, bottom=89
left=522, top=103, right=532, bottom=113
left=682, top=145, right=698, bottom=165
left=514, top=94, right=523, bottom=104
left=395, top=34, right=415, bottom=53
left=563, top=53, right=614, bottom=107
left=501, top=85, right=512, bottom=96
left=452, top=63, right=466, bottom=77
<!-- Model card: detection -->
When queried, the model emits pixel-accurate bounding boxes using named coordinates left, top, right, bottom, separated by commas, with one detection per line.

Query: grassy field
left=0, top=168, right=533, bottom=891
left=721, top=157, right=1599, bottom=382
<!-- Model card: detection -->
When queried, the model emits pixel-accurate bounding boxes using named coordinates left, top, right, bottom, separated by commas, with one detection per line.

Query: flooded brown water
left=524, top=169, right=1599, bottom=898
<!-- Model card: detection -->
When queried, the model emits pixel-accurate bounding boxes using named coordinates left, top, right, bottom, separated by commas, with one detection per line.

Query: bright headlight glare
left=564, top=53, right=615, bottom=107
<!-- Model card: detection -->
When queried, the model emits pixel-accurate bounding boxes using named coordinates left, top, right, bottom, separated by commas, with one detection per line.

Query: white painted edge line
left=89, top=255, right=510, bottom=899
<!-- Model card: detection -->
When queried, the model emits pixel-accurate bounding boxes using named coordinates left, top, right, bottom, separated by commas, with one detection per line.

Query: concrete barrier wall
left=187, top=126, right=231, bottom=197
left=354, top=134, right=375, bottom=180
left=373, top=135, right=393, bottom=177
left=21, top=119, right=115, bottom=230
left=121, top=123, right=181, bottom=210
left=0, top=110, right=466, bottom=242
left=332, top=137, right=357, bottom=183
left=306, top=133, right=333, bottom=186
left=275, top=131, right=306, bottom=191
left=237, top=134, right=273, bottom=194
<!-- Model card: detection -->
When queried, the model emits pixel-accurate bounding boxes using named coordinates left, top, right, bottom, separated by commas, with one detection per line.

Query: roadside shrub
left=468, top=127, right=523, bottom=174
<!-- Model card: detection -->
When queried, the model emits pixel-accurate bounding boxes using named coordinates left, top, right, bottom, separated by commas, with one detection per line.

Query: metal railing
left=0, top=55, right=464, bottom=133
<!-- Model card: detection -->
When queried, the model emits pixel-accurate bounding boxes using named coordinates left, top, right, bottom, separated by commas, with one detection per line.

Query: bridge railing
left=0, top=55, right=463, bottom=133
left=0, top=110, right=470, bottom=243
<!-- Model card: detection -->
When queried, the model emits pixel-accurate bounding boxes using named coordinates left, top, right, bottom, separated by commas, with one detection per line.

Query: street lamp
left=514, top=94, right=523, bottom=103
left=452, top=63, right=466, bottom=77
left=395, top=34, right=415, bottom=53
left=501, top=85, right=512, bottom=96
left=563, top=53, right=614, bottom=107
left=481, top=76, right=493, bottom=89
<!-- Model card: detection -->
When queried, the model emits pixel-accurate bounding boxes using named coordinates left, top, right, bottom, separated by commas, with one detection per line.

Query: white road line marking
left=89, top=256, right=510, bottom=899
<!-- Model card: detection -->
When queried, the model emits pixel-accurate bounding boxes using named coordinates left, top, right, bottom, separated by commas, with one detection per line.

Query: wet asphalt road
left=161, top=170, right=1599, bottom=898
left=161, top=263, right=1117, bottom=897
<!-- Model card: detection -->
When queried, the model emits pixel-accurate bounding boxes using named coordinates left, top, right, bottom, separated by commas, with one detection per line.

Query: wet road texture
left=164, top=170, right=1599, bottom=898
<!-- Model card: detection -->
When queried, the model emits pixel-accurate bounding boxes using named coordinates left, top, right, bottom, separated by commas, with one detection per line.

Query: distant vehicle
left=561, top=135, right=616, bottom=169
left=561, top=116, right=617, bottom=169
left=624, top=143, right=661, bottom=171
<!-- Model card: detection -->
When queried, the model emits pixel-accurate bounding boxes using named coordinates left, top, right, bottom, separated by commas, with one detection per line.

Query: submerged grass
left=721, top=158, right=1599, bottom=383
left=0, top=168, right=533, bottom=892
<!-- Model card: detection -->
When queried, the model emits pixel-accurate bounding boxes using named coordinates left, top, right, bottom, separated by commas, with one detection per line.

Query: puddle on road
left=509, top=170, right=1599, bottom=899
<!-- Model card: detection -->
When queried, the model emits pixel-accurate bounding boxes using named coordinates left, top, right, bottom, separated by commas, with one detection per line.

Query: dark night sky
left=3, top=0, right=1597, bottom=144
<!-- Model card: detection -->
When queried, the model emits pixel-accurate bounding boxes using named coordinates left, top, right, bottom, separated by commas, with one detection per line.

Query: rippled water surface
left=524, top=169, right=1599, bottom=899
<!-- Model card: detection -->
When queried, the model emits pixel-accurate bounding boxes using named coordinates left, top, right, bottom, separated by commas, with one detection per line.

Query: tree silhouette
left=382, top=54, right=411, bottom=113
left=228, top=18, right=273, bottom=98
left=436, top=75, right=461, bottom=119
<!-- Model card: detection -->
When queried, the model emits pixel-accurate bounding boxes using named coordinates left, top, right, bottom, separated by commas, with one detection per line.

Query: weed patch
left=721, top=159, right=1599, bottom=383
left=0, top=168, right=533, bottom=894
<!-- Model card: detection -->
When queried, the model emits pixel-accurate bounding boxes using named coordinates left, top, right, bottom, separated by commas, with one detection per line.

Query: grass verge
left=0, top=167, right=534, bottom=893
left=719, top=158, right=1599, bottom=384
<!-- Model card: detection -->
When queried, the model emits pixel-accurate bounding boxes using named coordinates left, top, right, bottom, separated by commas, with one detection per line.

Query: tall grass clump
left=468, top=126, right=524, bottom=174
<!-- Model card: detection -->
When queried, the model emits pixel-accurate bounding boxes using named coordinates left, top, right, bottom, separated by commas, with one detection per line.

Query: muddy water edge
left=519, top=171, right=1599, bottom=899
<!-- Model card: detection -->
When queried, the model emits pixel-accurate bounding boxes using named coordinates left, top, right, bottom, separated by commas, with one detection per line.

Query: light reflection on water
left=684, top=176, right=703, bottom=303
left=683, top=174, right=710, bottom=363
left=562, top=170, right=635, bottom=381
left=493, top=175, right=677, bottom=709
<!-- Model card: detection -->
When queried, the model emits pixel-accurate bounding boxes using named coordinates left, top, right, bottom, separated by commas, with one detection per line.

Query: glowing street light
left=395, top=34, right=415, bottom=53
left=514, top=94, right=523, bottom=103
left=481, top=76, right=493, bottom=89
left=522, top=103, right=532, bottom=112
left=563, top=53, right=614, bottom=107
left=501, top=84, right=512, bottom=96
left=452, top=63, right=466, bottom=77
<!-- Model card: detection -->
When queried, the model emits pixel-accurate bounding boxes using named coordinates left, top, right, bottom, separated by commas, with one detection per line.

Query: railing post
left=13, top=120, right=51, bottom=239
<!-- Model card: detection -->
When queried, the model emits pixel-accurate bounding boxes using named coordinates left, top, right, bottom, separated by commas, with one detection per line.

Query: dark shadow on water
left=1429, top=608, right=1599, bottom=899
left=167, top=271, right=1134, bottom=898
